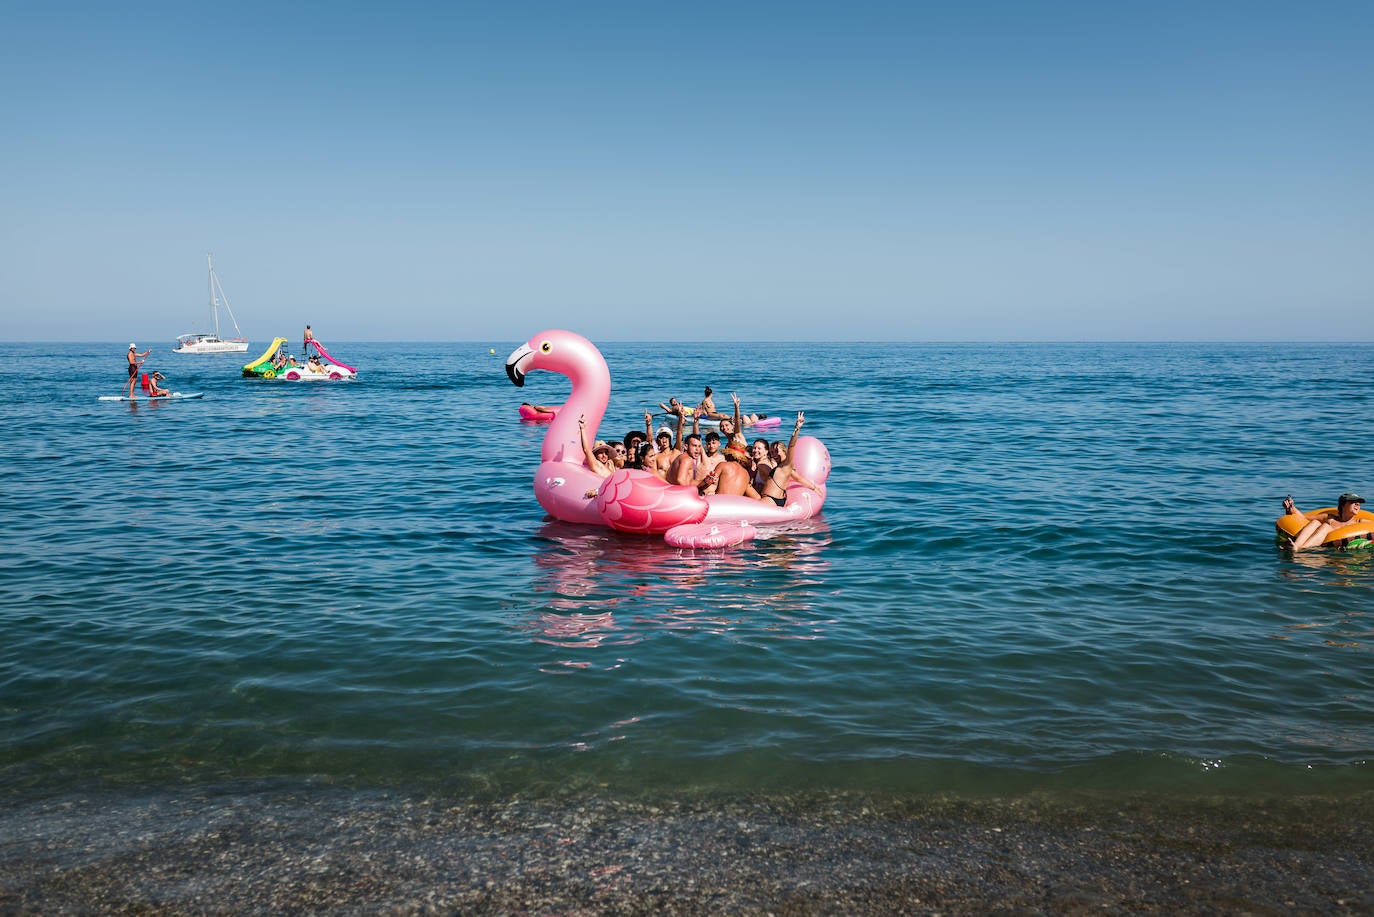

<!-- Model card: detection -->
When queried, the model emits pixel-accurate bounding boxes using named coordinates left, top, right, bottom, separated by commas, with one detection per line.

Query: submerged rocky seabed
left=2, top=785, right=1372, bottom=914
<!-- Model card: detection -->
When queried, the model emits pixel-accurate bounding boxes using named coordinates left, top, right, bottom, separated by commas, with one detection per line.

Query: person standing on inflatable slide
left=125, top=344, right=150, bottom=398
left=302, top=324, right=314, bottom=356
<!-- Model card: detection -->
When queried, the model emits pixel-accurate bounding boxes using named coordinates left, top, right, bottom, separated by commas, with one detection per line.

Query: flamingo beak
left=505, top=344, right=532, bottom=387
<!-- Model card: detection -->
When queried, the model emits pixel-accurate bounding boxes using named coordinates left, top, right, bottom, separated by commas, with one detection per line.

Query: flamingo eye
left=539, top=340, right=552, bottom=353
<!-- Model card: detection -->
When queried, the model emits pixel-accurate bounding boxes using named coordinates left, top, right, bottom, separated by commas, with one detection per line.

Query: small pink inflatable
left=518, top=403, right=558, bottom=423
left=664, top=522, right=757, bottom=549
left=506, top=330, right=829, bottom=542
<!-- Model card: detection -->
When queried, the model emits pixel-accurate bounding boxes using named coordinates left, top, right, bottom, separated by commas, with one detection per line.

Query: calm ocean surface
left=1, top=341, right=1370, bottom=805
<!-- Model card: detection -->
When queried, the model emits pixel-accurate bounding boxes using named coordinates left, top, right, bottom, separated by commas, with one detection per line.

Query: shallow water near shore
left=0, top=341, right=1370, bottom=811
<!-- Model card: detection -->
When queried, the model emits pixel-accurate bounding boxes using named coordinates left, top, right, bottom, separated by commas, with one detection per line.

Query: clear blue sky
left=2, top=0, right=1370, bottom=342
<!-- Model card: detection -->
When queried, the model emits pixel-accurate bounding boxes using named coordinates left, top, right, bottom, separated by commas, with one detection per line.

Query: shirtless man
left=713, top=445, right=762, bottom=498
left=668, top=434, right=715, bottom=493
left=659, top=396, right=689, bottom=418
left=699, top=432, right=725, bottom=493
left=660, top=387, right=727, bottom=421
left=125, top=344, right=151, bottom=397
left=648, top=415, right=682, bottom=478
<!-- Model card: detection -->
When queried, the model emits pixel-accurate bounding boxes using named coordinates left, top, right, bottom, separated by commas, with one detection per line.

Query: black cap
left=1338, top=492, right=1365, bottom=505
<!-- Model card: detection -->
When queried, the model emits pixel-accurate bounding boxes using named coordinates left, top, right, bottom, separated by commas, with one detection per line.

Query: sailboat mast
left=206, top=253, right=223, bottom=339
left=204, top=253, right=245, bottom=341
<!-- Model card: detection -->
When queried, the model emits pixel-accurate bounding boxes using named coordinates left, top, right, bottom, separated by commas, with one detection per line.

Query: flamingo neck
left=542, top=364, right=612, bottom=464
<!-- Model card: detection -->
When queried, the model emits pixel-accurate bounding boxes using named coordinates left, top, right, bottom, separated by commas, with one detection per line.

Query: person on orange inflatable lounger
left=1280, top=492, right=1367, bottom=550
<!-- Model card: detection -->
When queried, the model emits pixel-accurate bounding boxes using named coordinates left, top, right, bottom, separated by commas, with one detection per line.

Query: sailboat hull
left=174, top=335, right=249, bottom=354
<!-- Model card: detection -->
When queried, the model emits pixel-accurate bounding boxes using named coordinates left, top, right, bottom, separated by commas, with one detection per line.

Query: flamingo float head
left=506, top=330, right=612, bottom=465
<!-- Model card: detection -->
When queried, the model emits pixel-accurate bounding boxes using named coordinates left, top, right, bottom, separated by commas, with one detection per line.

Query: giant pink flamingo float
left=506, top=330, right=830, bottom=540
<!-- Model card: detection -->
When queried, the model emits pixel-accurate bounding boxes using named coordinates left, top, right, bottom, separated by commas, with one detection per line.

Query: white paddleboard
left=99, top=392, right=205, bottom=402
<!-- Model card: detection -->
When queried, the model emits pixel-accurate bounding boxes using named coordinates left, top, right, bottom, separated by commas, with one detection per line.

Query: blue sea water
left=0, top=341, right=1370, bottom=805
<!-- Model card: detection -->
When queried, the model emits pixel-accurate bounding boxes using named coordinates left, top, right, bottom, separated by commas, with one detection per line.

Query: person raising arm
left=718, top=392, right=752, bottom=448
left=1280, top=493, right=1368, bottom=550
left=757, top=413, right=822, bottom=507
left=667, top=434, right=715, bottom=493
left=576, top=415, right=617, bottom=498
left=578, top=415, right=615, bottom=478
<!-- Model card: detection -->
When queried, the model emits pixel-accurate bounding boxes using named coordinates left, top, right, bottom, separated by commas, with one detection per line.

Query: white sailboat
left=173, top=254, right=249, bottom=354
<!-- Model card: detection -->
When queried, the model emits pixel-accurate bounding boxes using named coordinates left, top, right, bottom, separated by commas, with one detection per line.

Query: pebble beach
left=4, top=787, right=1372, bottom=913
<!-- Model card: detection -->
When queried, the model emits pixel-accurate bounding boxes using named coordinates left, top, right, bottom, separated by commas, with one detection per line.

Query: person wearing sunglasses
left=1280, top=492, right=1369, bottom=550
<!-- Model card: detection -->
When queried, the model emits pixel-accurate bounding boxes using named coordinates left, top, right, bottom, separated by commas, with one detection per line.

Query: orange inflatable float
left=1275, top=506, right=1374, bottom=546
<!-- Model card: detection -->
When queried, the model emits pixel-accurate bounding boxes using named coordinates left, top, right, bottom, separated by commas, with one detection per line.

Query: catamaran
left=173, top=254, right=249, bottom=354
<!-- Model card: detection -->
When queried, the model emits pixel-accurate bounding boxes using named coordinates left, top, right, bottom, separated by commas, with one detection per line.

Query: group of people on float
left=573, top=387, right=822, bottom=505
left=656, top=385, right=769, bottom=427
left=270, top=349, right=328, bottom=374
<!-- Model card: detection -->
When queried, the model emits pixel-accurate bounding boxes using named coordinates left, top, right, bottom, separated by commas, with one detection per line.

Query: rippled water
left=1, top=341, right=1370, bottom=803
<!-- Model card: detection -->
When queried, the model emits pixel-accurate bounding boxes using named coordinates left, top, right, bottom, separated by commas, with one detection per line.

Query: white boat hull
left=174, top=336, right=249, bottom=354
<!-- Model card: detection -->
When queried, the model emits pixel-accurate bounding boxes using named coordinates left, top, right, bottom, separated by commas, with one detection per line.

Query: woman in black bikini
left=756, top=413, right=821, bottom=507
